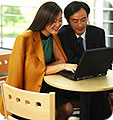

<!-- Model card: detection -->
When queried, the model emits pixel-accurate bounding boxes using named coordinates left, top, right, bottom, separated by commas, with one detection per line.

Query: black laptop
left=58, top=47, right=113, bottom=81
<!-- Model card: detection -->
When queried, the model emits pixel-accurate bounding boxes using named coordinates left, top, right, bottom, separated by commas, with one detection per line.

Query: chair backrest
left=1, top=82, right=55, bottom=120
left=0, top=53, right=10, bottom=81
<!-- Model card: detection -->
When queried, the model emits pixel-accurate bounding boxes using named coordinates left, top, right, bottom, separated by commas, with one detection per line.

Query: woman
left=0, top=2, right=78, bottom=120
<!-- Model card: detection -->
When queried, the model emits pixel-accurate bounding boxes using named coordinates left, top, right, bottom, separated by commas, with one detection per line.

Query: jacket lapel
left=32, top=31, right=45, bottom=66
left=86, top=26, right=94, bottom=49
left=32, top=32, right=67, bottom=66
left=52, top=34, right=68, bottom=62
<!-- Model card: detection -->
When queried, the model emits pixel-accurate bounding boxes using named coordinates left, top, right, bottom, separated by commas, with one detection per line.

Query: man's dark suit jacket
left=58, top=25, right=112, bottom=120
left=58, top=25, right=106, bottom=64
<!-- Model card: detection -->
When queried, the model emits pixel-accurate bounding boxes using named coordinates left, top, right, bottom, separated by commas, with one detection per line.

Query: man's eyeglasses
left=72, top=17, right=87, bottom=24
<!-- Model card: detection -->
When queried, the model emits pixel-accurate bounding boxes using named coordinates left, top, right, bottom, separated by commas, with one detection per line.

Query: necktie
left=78, top=37, right=84, bottom=54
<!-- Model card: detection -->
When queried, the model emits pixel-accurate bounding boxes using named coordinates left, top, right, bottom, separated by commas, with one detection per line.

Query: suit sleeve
left=58, top=29, right=80, bottom=64
left=0, top=35, right=25, bottom=116
left=102, top=29, right=106, bottom=47
left=6, top=35, right=25, bottom=89
left=98, top=29, right=106, bottom=47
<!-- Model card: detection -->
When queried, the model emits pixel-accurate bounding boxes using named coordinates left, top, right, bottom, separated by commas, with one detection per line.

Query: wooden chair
left=1, top=82, right=55, bottom=120
left=0, top=53, right=10, bottom=81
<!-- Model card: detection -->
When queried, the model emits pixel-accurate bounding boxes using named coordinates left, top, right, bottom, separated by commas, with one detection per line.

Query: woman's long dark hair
left=28, top=2, right=62, bottom=31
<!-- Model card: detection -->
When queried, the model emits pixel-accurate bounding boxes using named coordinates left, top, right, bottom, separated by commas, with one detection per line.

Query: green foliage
left=3, top=6, right=25, bottom=26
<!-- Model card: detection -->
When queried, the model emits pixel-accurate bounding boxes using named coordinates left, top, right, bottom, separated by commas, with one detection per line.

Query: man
left=58, top=1, right=112, bottom=120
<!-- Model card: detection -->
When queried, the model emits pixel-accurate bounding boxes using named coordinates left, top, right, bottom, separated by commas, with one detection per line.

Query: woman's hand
left=45, top=63, right=78, bottom=75
left=64, top=63, right=78, bottom=73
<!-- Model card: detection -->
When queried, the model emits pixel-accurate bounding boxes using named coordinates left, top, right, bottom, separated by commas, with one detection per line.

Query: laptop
left=58, top=47, right=113, bottom=81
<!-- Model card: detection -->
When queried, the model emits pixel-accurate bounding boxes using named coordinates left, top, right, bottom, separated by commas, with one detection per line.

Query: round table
left=44, top=70, right=113, bottom=92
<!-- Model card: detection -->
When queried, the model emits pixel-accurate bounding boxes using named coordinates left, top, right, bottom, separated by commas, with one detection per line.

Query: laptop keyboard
left=57, top=70, right=107, bottom=81
left=57, top=70, right=75, bottom=80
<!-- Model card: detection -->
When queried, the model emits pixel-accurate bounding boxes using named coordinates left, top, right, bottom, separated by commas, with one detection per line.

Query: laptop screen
left=74, top=47, right=113, bottom=80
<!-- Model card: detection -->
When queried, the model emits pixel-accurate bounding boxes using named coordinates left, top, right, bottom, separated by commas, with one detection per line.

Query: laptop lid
left=74, top=47, right=113, bottom=80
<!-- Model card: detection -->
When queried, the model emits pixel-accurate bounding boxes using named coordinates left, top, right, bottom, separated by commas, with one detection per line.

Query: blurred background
left=0, top=0, right=113, bottom=49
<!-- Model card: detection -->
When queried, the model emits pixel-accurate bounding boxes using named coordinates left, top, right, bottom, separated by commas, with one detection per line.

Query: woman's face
left=42, top=12, right=62, bottom=36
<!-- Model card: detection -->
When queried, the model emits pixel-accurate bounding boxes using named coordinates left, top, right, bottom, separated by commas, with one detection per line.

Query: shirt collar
left=76, top=29, right=86, bottom=40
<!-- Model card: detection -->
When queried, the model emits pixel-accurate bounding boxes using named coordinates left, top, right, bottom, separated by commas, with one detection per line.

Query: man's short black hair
left=64, top=1, right=90, bottom=23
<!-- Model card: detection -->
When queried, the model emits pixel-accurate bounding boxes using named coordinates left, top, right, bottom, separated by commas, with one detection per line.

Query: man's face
left=69, top=8, right=88, bottom=36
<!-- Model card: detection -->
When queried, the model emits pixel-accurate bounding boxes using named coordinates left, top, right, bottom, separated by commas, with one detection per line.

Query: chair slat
left=0, top=54, right=10, bottom=81
left=1, top=82, right=55, bottom=120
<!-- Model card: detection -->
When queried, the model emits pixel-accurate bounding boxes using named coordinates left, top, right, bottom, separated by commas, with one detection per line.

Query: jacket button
left=38, top=85, right=41, bottom=87
left=42, top=68, right=45, bottom=71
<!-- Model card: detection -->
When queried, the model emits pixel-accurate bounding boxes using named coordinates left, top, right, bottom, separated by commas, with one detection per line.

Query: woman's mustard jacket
left=0, top=30, right=67, bottom=115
